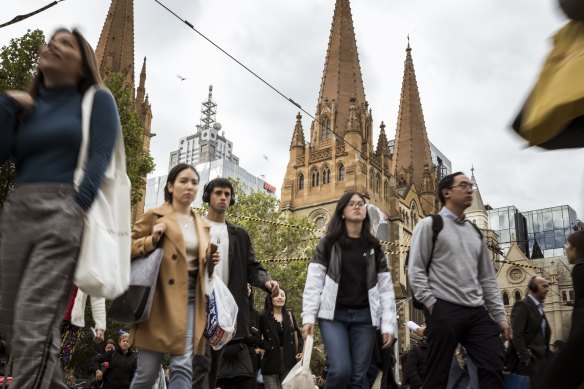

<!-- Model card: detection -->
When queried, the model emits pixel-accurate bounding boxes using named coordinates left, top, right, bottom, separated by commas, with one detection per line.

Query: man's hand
left=498, top=320, right=512, bottom=341
left=95, top=370, right=103, bottom=381
left=93, top=329, right=105, bottom=344
left=381, top=333, right=394, bottom=349
left=152, top=222, right=166, bottom=245
left=211, top=251, right=220, bottom=265
left=302, top=323, right=314, bottom=340
left=413, top=324, right=427, bottom=338
left=265, top=280, right=279, bottom=297
left=428, top=304, right=434, bottom=315
left=295, top=352, right=303, bottom=362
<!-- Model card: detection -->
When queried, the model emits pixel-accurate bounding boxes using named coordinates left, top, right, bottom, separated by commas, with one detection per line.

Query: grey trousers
left=0, top=184, right=84, bottom=389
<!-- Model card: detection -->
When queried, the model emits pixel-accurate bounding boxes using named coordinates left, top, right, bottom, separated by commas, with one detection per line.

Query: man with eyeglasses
left=408, top=172, right=511, bottom=389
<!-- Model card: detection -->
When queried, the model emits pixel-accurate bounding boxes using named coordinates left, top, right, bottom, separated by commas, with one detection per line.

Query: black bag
left=109, top=239, right=164, bottom=324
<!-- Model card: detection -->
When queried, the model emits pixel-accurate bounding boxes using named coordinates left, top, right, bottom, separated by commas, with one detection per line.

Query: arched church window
left=311, top=169, right=319, bottom=187
left=376, top=173, right=381, bottom=193
left=369, top=169, right=374, bottom=189
left=562, top=291, right=568, bottom=301
left=338, top=163, right=345, bottom=181
left=321, top=117, right=331, bottom=141
left=502, top=291, right=510, bottom=306
left=514, top=290, right=522, bottom=302
left=298, top=173, right=304, bottom=191
left=322, top=165, right=331, bottom=184
left=384, top=180, right=389, bottom=200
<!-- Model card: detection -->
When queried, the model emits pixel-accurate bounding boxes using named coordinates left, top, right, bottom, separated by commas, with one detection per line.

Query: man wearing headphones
left=507, top=276, right=551, bottom=387
left=193, top=177, right=279, bottom=389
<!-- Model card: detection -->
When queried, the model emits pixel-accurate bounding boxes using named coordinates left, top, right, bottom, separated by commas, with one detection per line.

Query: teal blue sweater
left=0, top=85, right=120, bottom=210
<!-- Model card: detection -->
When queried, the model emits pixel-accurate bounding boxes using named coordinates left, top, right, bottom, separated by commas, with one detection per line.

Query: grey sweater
left=408, top=209, right=506, bottom=322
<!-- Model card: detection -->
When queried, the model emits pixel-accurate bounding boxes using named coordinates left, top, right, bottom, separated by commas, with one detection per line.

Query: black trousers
left=423, top=299, right=504, bottom=389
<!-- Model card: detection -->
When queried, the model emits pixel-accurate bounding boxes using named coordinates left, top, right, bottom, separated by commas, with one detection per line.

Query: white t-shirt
left=207, top=219, right=230, bottom=284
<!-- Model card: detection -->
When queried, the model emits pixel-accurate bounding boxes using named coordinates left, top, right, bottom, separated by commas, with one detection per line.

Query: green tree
left=104, top=72, right=155, bottom=206
left=0, top=29, right=45, bottom=206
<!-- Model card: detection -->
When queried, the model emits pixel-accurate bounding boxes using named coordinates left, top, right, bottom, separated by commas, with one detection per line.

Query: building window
left=384, top=180, right=389, bottom=200
left=514, top=290, right=522, bottom=302
left=338, top=163, right=345, bottom=181
left=298, top=173, right=304, bottom=191
left=315, top=216, right=326, bottom=229
left=569, top=290, right=575, bottom=301
left=321, top=117, right=331, bottom=141
left=502, top=291, right=510, bottom=306
left=322, top=165, right=331, bottom=184
left=376, top=173, right=381, bottom=193
left=369, top=169, right=374, bottom=188
left=562, top=291, right=568, bottom=301
left=311, top=169, right=319, bottom=187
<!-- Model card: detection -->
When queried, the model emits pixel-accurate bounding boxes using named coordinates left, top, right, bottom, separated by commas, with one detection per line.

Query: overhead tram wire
left=0, top=0, right=66, bottom=29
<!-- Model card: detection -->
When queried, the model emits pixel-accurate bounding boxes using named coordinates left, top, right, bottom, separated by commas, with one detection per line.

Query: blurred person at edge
left=258, top=288, right=303, bottom=389
left=0, top=28, right=120, bottom=389
left=302, top=192, right=396, bottom=389
left=540, top=231, right=584, bottom=389
left=128, top=163, right=219, bottom=389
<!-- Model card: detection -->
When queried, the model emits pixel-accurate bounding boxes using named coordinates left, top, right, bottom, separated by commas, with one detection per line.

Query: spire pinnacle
left=96, top=0, right=135, bottom=89
left=316, top=0, right=366, bottom=138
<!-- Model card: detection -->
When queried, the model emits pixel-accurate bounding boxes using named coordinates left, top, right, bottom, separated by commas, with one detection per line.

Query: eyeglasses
left=449, top=182, right=472, bottom=190
left=347, top=201, right=366, bottom=208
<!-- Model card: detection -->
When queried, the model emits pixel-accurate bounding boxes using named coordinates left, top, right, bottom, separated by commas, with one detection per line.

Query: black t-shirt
left=336, top=237, right=370, bottom=308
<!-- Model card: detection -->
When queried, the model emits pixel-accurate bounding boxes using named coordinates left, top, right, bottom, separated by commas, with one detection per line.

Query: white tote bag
left=73, top=85, right=131, bottom=299
left=282, top=334, right=317, bottom=389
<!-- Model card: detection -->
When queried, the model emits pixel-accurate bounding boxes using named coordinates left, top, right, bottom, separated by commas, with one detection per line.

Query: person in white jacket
left=59, top=287, right=106, bottom=373
left=302, top=192, right=396, bottom=389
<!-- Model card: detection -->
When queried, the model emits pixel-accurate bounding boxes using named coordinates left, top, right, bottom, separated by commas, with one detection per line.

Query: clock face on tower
left=508, top=267, right=525, bottom=283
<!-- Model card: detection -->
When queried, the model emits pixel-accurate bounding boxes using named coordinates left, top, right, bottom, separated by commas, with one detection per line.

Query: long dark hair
left=164, top=163, right=199, bottom=203
left=263, top=289, right=288, bottom=316
left=29, top=28, right=103, bottom=98
left=324, top=192, right=379, bottom=252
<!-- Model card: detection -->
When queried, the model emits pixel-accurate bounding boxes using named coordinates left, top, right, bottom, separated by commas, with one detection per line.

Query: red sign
left=263, top=182, right=276, bottom=193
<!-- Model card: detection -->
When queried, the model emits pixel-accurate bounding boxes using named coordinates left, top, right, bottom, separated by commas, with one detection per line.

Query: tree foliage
left=0, top=29, right=45, bottom=206
left=104, top=72, right=155, bottom=206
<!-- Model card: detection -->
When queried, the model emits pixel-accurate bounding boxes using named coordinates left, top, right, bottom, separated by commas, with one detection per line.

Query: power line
left=0, top=1, right=66, bottom=29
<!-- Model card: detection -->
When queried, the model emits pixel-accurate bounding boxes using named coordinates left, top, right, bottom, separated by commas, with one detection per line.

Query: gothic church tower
left=96, top=0, right=154, bottom=222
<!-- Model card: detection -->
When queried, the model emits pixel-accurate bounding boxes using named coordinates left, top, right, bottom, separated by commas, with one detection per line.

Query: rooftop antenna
left=199, top=85, right=217, bottom=130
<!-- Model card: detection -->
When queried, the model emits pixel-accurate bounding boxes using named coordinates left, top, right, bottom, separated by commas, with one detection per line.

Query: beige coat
left=128, top=202, right=209, bottom=355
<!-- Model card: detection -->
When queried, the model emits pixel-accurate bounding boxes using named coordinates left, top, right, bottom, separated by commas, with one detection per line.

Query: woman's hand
left=95, top=370, right=103, bottom=381
left=295, top=352, right=303, bottom=362
left=381, top=333, right=394, bottom=349
left=93, top=329, right=105, bottom=344
left=5, top=90, right=34, bottom=117
left=302, top=323, right=314, bottom=340
left=211, top=251, right=220, bottom=265
left=152, top=222, right=166, bottom=245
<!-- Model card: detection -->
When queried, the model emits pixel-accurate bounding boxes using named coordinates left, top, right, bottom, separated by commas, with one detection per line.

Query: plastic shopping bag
left=282, top=334, right=317, bottom=389
left=204, top=273, right=238, bottom=350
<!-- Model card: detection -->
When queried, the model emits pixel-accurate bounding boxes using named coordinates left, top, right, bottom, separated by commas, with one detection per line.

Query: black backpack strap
left=467, top=220, right=483, bottom=240
left=425, top=214, right=443, bottom=274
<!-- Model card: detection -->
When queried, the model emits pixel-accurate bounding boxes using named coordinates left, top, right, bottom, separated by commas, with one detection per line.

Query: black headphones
left=202, top=180, right=235, bottom=206
left=528, top=276, right=538, bottom=293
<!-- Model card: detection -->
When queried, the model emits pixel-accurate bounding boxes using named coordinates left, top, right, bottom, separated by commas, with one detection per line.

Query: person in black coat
left=506, top=276, right=551, bottom=387
left=92, top=333, right=137, bottom=389
left=403, top=339, right=428, bottom=389
left=259, top=288, right=303, bottom=389
left=540, top=230, right=584, bottom=389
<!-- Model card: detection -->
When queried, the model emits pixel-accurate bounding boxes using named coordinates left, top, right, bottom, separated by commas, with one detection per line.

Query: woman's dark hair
left=164, top=163, right=199, bottom=203
left=30, top=28, right=103, bottom=98
left=324, top=192, right=379, bottom=252
left=437, top=171, right=464, bottom=205
left=568, top=230, right=584, bottom=259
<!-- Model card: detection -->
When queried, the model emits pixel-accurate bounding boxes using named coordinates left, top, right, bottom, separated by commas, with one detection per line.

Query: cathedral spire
left=136, top=56, right=147, bottom=105
left=376, top=122, right=390, bottom=157
left=96, top=0, right=135, bottom=89
left=316, top=0, right=367, bottom=139
left=391, top=38, right=433, bottom=195
left=290, top=112, right=306, bottom=148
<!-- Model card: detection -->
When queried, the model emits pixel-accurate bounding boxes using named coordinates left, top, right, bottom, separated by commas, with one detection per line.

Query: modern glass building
left=487, top=205, right=579, bottom=259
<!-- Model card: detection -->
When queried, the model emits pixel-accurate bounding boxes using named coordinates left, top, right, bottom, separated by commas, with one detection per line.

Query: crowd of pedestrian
left=0, top=10, right=583, bottom=388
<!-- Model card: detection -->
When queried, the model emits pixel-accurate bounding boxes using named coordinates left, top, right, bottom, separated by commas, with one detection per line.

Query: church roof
left=467, top=167, right=486, bottom=213
left=391, top=40, right=433, bottom=194
left=316, top=0, right=366, bottom=137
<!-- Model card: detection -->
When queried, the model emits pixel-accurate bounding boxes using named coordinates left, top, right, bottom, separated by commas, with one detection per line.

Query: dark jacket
left=92, top=349, right=137, bottom=389
left=507, top=296, right=551, bottom=373
left=560, top=0, right=584, bottom=20
left=259, top=309, right=303, bottom=376
left=570, top=260, right=584, bottom=339
left=404, top=341, right=427, bottom=389
left=217, top=342, right=255, bottom=383
left=226, top=221, right=272, bottom=338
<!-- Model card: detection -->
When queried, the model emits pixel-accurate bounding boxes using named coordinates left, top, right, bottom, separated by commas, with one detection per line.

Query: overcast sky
left=1, top=0, right=582, bottom=219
